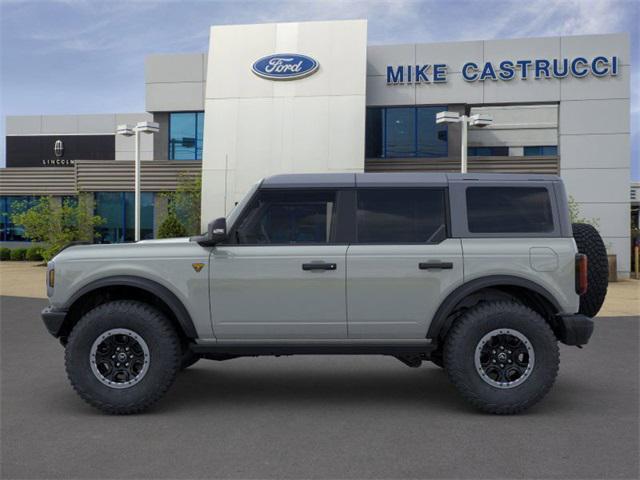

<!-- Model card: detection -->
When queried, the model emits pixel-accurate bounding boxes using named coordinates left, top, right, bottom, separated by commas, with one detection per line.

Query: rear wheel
left=65, top=300, right=181, bottom=414
left=572, top=222, right=608, bottom=317
left=444, top=301, right=559, bottom=414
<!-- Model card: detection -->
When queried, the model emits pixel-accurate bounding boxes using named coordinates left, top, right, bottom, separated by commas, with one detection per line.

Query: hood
left=51, top=237, right=203, bottom=263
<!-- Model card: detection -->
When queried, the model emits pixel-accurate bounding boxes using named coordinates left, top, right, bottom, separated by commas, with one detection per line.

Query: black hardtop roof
left=261, top=172, right=561, bottom=188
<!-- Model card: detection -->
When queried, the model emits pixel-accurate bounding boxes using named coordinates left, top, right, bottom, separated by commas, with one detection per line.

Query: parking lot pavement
left=1, top=296, right=638, bottom=479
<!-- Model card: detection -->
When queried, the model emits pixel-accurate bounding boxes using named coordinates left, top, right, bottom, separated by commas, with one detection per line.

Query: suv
left=42, top=173, right=608, bottom=414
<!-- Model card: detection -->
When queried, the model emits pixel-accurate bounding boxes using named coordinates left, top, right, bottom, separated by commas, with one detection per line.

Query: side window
left=466, top=187, right=554, bottom=233
left=233, top=190, right=336, bottom=244
left=356, top=188, right=447, bottom=243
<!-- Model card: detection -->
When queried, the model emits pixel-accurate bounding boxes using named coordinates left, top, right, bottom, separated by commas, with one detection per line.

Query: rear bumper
left=41, top=306, right=68, bottom=338
left=556, top=314, right=594, bottom=346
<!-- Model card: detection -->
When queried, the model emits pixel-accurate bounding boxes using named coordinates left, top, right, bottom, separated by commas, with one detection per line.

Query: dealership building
left=0, top=20, right=633, bottom=276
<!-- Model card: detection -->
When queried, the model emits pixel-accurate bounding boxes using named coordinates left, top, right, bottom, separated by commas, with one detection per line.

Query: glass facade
left=524, top=146, right=558, bottom=156
left=365, top=106, right=448, bottom=158
left=0, top=196, right=39, bottom=242
left=468, top=146, right=510, bottom=156
left=95, top=192, right=154, bottom=243
left=169, top=112, right=204, bottom=160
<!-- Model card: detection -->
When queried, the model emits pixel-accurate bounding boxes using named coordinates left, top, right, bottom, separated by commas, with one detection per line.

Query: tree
left=161, top=173, right=202, bottom=236
left=157, top=213, right=188, bottom=239
left=11, top=195, right=105, bottom=262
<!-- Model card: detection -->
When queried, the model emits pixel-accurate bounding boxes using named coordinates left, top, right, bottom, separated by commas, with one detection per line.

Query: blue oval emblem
left=252, top=53, right=319, bottom=80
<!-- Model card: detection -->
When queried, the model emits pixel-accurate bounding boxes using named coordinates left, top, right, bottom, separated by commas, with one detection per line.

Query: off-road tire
left=180, top=349, right=200, bottom=370
left=572, top=222, right=608, bottom=317
left=65, top=300, right=181, bottom=414
left=444, top=301, right=559, bottom=414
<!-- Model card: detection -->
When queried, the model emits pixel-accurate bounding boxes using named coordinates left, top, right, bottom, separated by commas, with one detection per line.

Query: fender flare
left=426, top=275, right=561, bottom=340
left=64, top=275, right=197, bottom=338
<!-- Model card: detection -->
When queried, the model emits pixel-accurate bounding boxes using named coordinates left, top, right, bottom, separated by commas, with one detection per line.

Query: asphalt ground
left=1, top=295, right=638, bottom=479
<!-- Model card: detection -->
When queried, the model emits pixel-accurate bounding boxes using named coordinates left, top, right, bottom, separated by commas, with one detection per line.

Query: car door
left=346, top=187, right=463, bottom=339
left=210, top=188, right=348, bottom=339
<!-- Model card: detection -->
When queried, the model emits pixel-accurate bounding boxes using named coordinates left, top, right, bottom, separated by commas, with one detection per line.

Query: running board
left=190, top=340, right=435, bottom=357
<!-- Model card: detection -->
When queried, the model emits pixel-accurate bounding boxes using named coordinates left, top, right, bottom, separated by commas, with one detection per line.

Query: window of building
left=468, top=146, right=509, bottom=156
left=365, top=106, right=448, bottom=158
left=466, top=187, right=554, bottom=233
left=524, top=146, right=558, bottom=156
left=169, top=112, right=204, bottom=160
left=356, top=188, right=447, bottom=243
left=233, top=190, right=336, bottom=244
left=95, top=192, right=154, bottom=243
left=0, top=196, right=40, bottom=242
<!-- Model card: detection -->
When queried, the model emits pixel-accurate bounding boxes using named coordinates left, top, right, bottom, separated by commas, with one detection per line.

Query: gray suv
left=42, top=173, right=608, bottom=414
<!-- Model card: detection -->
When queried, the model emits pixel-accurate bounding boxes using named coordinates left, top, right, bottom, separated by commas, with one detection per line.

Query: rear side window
left=356, top=188, right=447, bottom=243
left=466, top=187, right=554, bottom=233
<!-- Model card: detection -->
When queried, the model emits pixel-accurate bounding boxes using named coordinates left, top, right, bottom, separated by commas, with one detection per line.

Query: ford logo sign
left=252, top=53, right=319, bottom=80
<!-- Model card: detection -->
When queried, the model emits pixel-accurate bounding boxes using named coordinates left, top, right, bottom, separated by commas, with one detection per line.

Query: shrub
left=10, top=195, right=104, bottom=262
left=10, top=248, right=27, bottom=261
left=162, top=173, right=202, bottom=236
left=0, top=248, right=10, bottom=261
left=158, top=213, right=188, bottom=239
left=26, top=246, right=43, bottom=261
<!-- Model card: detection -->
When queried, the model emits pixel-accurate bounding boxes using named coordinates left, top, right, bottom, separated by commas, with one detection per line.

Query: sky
left=1, top=0, right=638, bottom=178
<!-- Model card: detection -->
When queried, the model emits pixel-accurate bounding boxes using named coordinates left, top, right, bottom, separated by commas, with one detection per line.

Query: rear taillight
left=575, top=253, right=588, bottom=295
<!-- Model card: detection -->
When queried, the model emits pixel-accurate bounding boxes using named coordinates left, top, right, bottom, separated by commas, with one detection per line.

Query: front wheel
left=65, top=300, right=181, bottom=414
left=444, top=301, right=559, bottom=414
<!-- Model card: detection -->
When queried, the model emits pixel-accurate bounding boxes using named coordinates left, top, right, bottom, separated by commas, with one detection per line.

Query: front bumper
left=41, top=306, right=68, bottom=338
left=556, top=314, right=594, bottom=346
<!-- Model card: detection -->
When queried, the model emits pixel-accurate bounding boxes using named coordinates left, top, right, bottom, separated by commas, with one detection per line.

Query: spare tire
left=572, top=223, right=608, bottom=317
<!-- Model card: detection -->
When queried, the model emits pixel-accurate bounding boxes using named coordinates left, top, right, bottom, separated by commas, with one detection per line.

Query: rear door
left=210, top=188, right=348, bottom=339
left=346, top=188, right=463, bottom=339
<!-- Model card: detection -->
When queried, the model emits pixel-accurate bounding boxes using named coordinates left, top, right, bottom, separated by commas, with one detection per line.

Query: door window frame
left=223, top=188, right=352, bottom=246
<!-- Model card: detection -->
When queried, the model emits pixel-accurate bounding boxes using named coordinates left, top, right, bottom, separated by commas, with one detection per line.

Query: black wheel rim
left=474, top=328, right=535, bottom=389
left=90, top=328, right=150, bottom=389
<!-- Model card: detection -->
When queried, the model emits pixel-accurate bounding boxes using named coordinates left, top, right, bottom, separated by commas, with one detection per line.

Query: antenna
left=223, top=153, right=229, bottom=215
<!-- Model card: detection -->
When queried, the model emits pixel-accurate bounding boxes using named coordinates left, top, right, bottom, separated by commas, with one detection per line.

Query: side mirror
left=193, top=217, right=227, bottom=246
left=208, top=217, right=227, bottom=244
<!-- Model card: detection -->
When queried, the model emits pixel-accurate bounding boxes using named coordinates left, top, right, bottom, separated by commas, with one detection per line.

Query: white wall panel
left=560, top=134, right=630, bottom=169
left=5, top=116, right=42, bottom=134
left=146, top=82, right=205, bottom=112
left=483, top=77, right=561, bottom=103
left=483, top=37, right=561, bottom=64
left=561, top=168, right=630, bottom=203
left=560, top=99, right=629, bottom=135
left=41, top=116, right=78, bottom=134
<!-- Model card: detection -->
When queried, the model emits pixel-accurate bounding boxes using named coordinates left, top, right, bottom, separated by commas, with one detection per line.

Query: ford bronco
left=42, top=173, right=608, bottom=414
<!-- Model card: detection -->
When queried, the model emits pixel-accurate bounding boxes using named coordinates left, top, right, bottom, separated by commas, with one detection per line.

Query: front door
left=346, top=188, right=463, bottom=339
left=210, top=189, right=348, bottom=339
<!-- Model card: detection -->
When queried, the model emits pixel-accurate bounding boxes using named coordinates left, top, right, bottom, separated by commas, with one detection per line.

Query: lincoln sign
left=386, top=55, right=620, bottom=84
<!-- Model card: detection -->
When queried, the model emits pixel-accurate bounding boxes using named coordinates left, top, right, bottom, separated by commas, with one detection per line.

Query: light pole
left=436, top=111, right=492, bottom=173
left=116, top=121, right=159, bottom=242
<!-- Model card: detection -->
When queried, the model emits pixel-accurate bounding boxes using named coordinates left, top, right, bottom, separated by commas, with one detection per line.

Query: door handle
left=302, top=262, right=337, bottom=271
left=419, top=262, right=453, bottom=270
